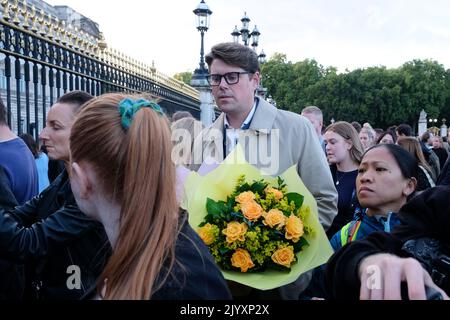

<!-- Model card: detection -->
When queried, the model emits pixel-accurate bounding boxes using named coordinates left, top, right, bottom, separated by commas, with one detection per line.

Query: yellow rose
left=235, top=191, right=256, bottom=204
left=198, top=223, right=216, bottom=245
left=271, top=247, right=295, bottom=268
left=241, top=201, right=263, bottom=221
left=263, top=209, right=286, bottom=229
left=231, top=248, right=255, bottom=272
left=222, top=221, right=248, bottom=244
left=285, top=215, right=304, bottom=243
left=265, top=187, right=283, bottom=201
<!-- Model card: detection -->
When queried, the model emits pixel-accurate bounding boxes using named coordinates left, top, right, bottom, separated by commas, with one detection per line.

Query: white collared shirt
left=223, top=101, right=257, bottom=155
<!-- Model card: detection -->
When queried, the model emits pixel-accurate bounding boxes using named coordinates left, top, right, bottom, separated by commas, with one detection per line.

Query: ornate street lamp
left=240, top=12, right=251, bottom=46
left=231, top=25, right=240, bottom=43
left=251, top=25, right=260, bottom=51
left=191, top=0, right=215, bottom=126
left=258, top=49, right=266, bottom=64
left=192, top=0, right=212, bottom=79
left=230, top=12, right=267, bottom=98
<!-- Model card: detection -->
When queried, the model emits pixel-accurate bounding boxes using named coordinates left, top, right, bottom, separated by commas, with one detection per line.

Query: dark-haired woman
left=330, top=144, right=418, bottom=250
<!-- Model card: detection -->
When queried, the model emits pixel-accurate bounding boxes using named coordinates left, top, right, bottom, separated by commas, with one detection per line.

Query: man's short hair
left=301, top=106, right=323, bottom=121
left=421, top=131, right=431, bottom=142
left=56, top=91, right=94, bottom=114
left=396, top=123, right=413, bottom=137
left=205, top=42, right=259, bottom=74
left=0, top=96, right=7, bottom=125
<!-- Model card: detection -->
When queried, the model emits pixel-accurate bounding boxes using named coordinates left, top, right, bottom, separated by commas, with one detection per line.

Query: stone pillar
left=198, top=87, right=216, bottom=126
left=191, top=71, right=216, bottom=127
left=440, top=119, right=447, bottom=138
left=418, top=109, right=427, bottom=137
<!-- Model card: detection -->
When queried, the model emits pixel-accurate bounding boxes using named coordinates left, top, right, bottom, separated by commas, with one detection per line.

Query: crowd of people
left=0, top=42, right=448, bottom=300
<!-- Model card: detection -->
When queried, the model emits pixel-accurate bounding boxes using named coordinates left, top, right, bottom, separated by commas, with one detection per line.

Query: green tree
left=173, top=71, right=193, bottom=85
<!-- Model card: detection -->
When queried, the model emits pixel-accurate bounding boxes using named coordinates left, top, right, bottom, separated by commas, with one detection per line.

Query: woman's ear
left=345, top=139, right=353, bottom=151
left=71, top=162, right=92, bottom=199
left=403, top=177, right=417, bottom=197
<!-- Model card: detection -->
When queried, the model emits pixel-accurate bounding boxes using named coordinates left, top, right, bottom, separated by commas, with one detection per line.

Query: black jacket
left=0, top=165, right=24, bottom=300
left=0, top=170, right=110, bottom=300
left=325, top=186, right=450, bottom=299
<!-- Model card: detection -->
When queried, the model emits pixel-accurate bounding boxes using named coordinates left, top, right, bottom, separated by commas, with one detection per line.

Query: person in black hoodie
left=0, top=91, right=110, bottom=300
left=325, top=185, right=450, bottom=300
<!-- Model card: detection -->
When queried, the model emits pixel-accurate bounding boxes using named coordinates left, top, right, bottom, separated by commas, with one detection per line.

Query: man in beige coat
left=191, top=42, right=337, bottom=299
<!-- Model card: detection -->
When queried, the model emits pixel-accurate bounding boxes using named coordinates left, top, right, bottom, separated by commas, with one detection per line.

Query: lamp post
left=231, top=12, right=262, bottom=52
left=192, top=0, right=212, bottom=81
left=231, top=12, right=267, bottom=98
left=191, top=0, right=215, bottom=126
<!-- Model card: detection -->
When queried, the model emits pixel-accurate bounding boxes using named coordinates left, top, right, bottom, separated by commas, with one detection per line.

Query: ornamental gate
left=0, top=1, right=200, bottom=138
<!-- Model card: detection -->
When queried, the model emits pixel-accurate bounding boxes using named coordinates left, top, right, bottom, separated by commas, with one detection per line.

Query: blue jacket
left=330, top=210, right=403, bottom=251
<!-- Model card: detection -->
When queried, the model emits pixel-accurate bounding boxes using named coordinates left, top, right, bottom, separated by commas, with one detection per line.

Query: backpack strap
left=348, top=220, right=362, bottom=243
left=340, top=220, right=362, bottom=246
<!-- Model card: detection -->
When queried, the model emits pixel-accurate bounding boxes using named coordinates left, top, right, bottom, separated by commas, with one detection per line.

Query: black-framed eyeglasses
left=206, top=72, right=251, bottom=86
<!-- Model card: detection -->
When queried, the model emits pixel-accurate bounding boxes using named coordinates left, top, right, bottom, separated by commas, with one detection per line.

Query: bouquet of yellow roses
left=181, top=146, right=333, bottom=290
left=198, top=175, right=312, bottom=273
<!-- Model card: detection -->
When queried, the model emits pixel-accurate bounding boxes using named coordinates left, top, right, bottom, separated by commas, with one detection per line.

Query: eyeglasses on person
left=206, top=72, right=251, bottom=86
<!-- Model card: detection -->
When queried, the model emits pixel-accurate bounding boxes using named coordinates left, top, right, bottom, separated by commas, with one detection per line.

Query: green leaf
left=250, top=180, right=268, bottom=194
left=206, top=198, right=227, bottom=216
left=277, top=177, right=286, bottom=189
left=219, top=247, right=231, bottom=255
left=235, top=182, right=252, bottom=193
left=285, top=192, right=304, bottom=210
left=293, top=237, right=309, bottom=252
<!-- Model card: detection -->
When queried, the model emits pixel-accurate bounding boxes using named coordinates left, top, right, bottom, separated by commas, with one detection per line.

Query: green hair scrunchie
left=118, top=97, right=164, bottom=129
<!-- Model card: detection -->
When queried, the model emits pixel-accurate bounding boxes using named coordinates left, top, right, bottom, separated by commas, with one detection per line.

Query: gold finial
left=54, top=17, right=61, bottom=42
left=78, top=30, right=85, bottom=52
left=60, top=20, right=68, bottom=44
left=11, top=0, right=20, bottom=25
left=121, top=52, right=127, bottom=70
left=46, top=13, right=54, bottom=39
left=20, top=0, right=30, bottom=29
left=29, top=4, right=38, bottom=32
left=98, top=32, right=107, bottom=51
left=1, top=0, right=11, bottom=21
left=38, top=9, right=46, bottom=36
left=124, top=55, right=130, bottom=71
left=150, top=60, right=156, bottom=74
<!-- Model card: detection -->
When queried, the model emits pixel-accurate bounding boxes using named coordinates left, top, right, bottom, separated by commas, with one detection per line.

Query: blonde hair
left=325, top=121, right=364, bottom=164
left=70, top=93, right=178, bottom=299
left=396, top=136, right=433, bottom=175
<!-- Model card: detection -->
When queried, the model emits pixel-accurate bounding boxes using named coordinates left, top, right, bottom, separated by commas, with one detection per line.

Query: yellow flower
left=241, top=201, right=263, bottom=221
left=265, top=187, right=283, bottom=201
left=222, top=221, right=248, bottom=244
left=198, top=223, right=217, bottom=245
left=263, top=209, right=286, bottom=229
left=231, top=248, right=255, bottom=272
left=299, top=205, right=311, bottom=219
left=285, top=215, right=304, bottom=243
left=235, top=191, right=256, bottom=204
left=271, top=246, right=295, bottom=268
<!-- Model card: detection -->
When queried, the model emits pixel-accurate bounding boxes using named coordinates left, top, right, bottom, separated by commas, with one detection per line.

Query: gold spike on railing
left=1, top=0, right=11, bottom=21
left=38, top=9, right=46, bottom=36
left=20, top=0, right=30, bottom=29
left=29, top=5, right=38, bottom=32
left=11, top=0, right=20, bottom=25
